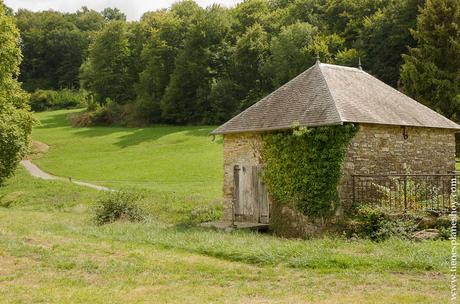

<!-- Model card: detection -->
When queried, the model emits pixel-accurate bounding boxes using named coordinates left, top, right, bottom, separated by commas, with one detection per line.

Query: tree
left=160, top=6, right=231, bottom=124
left=15, top=9, right=97, bottom=91
left=231, top=23, right=270, bottom=109
left=101, top=8, right=126, bottom=21
left=400, top=0, right=460, bottom=121
left=135, top=10, right=185, bottom=123
left=264, top=22, right=319, bottom=88
left=324, top=0, right=390, bottom=47
left=0, top=2, right=34, bottom=184
left=360, top=0, right=421, bottom=87
left=80, top=21, right=134, bottom=104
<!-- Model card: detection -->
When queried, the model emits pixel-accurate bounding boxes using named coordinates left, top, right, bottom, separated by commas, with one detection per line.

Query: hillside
left=32, top=109, right=223, bottom=199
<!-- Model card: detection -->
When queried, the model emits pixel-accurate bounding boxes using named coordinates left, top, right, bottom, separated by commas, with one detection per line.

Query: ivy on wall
left=262, top=124, right=358, bottom=218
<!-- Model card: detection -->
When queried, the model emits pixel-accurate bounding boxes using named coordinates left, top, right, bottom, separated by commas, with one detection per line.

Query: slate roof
left=211, top=62, right=460, bottom=135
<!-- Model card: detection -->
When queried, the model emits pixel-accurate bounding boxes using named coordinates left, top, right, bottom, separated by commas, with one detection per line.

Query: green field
left=32, top=109, right=223, bottom=199
left=0, top=109, right=455, bottom=303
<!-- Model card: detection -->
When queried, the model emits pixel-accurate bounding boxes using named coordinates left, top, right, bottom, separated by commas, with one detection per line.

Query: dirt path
left=20, top=160, right=111, bottom=191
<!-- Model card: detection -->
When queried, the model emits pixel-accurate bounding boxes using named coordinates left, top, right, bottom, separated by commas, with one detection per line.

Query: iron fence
left=351, top=173, right=459, bottom=212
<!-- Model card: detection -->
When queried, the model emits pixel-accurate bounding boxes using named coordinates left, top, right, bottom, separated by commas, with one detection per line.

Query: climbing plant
left=262, top=124, right=358, bottom=218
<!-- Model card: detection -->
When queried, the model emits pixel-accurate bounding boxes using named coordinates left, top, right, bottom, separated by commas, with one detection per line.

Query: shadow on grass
left=36, top=110, right=220, bottom=148
left=35, top=110, right=82, bottom=129
left=72, top=126, right=216, bottom=148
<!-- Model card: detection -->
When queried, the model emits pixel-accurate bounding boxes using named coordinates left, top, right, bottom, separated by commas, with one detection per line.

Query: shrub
left=355, top=205, right=417, bottom=241
left=68, top=111, right=92, bottom=127
left=55, top=89, right=88, bottom=109
left=69, top=100, right=136, bottom=127
left=29, top=89, right=88, bottom=112
left=93, top=191, right=146, bottom=225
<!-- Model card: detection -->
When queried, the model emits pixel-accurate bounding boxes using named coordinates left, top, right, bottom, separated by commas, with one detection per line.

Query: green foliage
left=265, top=22, right=319, bottom=88
left=231, top=23, right=270, bottom=110
left=360, top=0, right=421, bottom=86
left=0, top=3, right=34, bottom=185
left=13, top=0, right=457, bottom=127
left=400, top=0, right=460, bottom=121
left=160, top=6, right=232, bottom=124
left=262, top=124, right=358, bottom=218
left=29, top=89, right=88, bottom=111
left=94, top=190, right=146, bottom=225
left=80, top=21, right=135, bottom=105
left=15, top=9, right=101, bottom=91
left=355, top=205, right=418, bottom=241
left=101, top=7, right=126, bottom=21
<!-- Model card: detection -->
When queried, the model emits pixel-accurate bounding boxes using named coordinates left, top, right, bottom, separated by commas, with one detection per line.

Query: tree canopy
left=10, top=0, right=460, bottom=126
left=0, top=1, right=34, bottom=184
left=401, top=0, right=460, bottom=121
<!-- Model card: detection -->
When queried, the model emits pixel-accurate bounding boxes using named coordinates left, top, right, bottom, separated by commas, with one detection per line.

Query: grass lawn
left=0, top=170, right=453, bottom=303
left=32, top=109, right=222, bottom=199
left=0, top=109, right=455, bottom=303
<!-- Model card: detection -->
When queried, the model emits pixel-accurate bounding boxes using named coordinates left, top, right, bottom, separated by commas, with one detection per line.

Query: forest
left=6, top=0, right=460, bottom=126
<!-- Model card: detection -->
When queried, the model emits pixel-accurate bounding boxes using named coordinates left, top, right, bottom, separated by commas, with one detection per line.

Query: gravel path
left=21, top=160, right=111, bottom=191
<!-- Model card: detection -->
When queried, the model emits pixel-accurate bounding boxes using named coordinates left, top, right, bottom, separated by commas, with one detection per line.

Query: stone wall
left=339, top=124, right=457, bottom=207
left=222, top=124, right=457, bottom=224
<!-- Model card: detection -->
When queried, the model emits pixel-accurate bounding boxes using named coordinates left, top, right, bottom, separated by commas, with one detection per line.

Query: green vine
left=262, top=124, right=358, bottom=218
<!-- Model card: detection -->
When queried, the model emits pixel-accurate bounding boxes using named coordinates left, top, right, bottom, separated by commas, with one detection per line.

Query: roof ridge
left=319, top=63, right=363, bottom=72
left=210, top=64, right=318, bottom=135
left=317, top=63, right=343, bottom=123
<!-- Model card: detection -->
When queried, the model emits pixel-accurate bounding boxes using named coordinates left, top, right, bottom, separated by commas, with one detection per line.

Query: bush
left=94, top=191, right=146, bottom=225
left=69, top=100, right=136, bottom=127
left=29, top=89, right=88, bottom=112
left=354, top=205, right=417, bottom=241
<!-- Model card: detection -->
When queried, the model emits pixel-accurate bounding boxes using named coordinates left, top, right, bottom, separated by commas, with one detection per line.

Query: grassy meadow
left=32, top=109, right=223, bottom=198
left=0, top=109, right=455, bottom=303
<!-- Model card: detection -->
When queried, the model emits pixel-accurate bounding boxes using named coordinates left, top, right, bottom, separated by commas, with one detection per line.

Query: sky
left=4, top=0, right=243, bottom=20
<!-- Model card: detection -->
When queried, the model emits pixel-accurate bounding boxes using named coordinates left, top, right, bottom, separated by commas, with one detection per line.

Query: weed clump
left=179, top=201, right=223, bottom=226
left=94, top=191, right=146, bottom=225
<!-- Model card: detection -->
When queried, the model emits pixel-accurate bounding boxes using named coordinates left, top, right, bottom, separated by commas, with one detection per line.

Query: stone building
left=211, top=62, right=459, bottom=231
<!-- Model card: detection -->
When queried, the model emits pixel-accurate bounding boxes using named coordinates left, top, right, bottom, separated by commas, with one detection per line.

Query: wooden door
left=233, top=165, right=270, bottom=223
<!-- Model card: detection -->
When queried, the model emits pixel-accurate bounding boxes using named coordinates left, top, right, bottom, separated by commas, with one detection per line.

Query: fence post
left=403, top=175, right=407, bottom=211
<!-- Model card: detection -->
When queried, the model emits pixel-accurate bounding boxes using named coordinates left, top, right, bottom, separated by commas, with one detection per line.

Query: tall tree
left=16, top=10, right=89, bottom=90
left=265, top=22, right=319, bottom=88
left=232, top=23, right=270, bottom=109
left=400, top=0, right=460, bottom=121
left=80, top=21, right=134, bottom=104
left=160, top=5, right=231, bottom=124
left=15, top=8, right=104, bottom=91
left=135, top=10, right=186, bottom=123
left=0, top=2, right=34, bottom=184
left=361, top=0, right=422, bottom=86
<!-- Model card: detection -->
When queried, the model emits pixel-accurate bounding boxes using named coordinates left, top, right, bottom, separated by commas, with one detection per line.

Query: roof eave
left=209, top=121, right=344, bottom=135
left=211, top=120, right=460, bottom=135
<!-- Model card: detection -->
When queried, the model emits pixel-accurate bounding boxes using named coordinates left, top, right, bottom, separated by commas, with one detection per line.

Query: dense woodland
left=5, top=0, right=460, bottom=126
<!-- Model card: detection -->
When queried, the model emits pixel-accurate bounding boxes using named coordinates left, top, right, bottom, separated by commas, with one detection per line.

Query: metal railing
left=351, top=173, right=459, bottom=212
